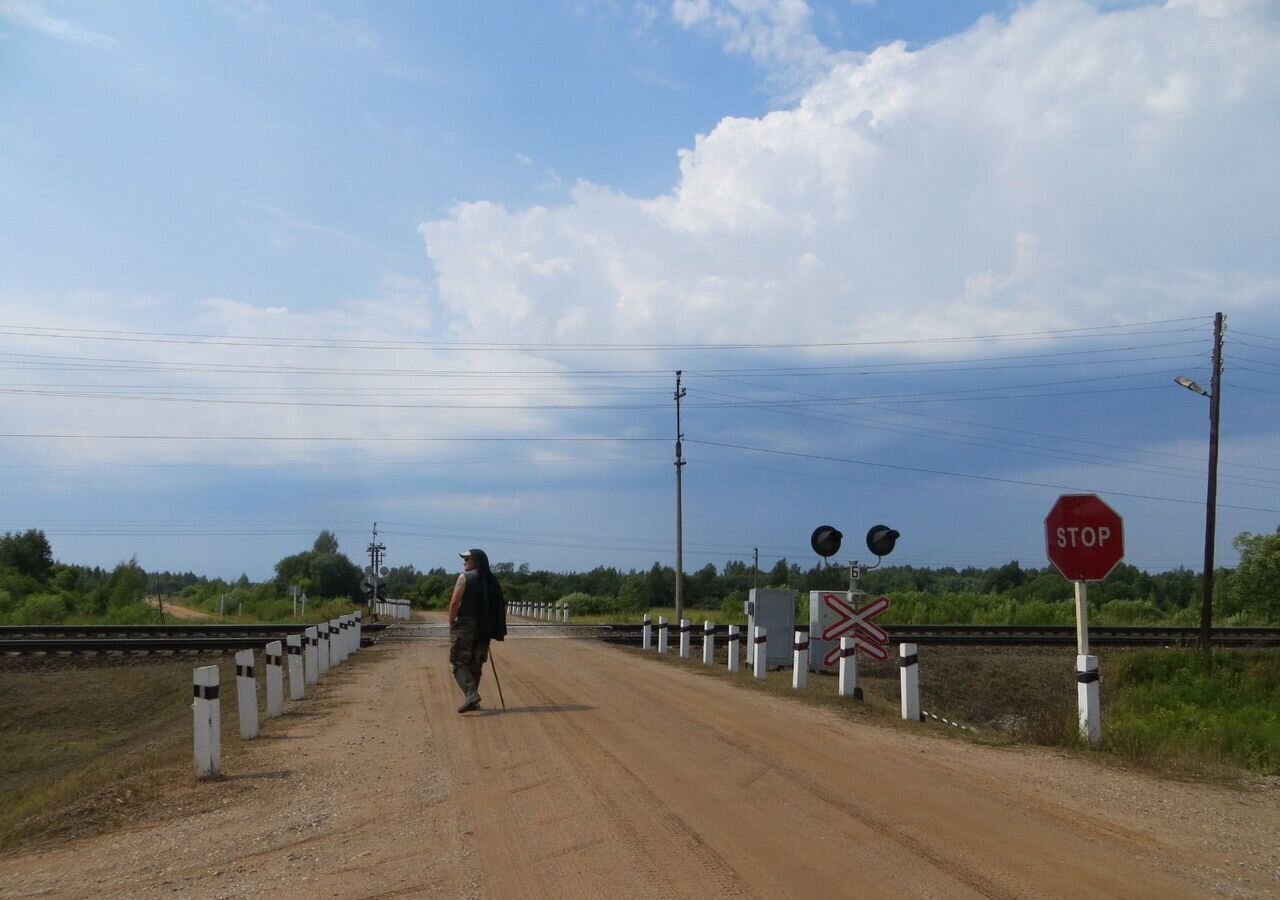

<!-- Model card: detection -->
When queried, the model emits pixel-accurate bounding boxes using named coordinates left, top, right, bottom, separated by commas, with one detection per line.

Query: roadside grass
left=631, top=642, right=1280, bottom=777
left=0, top=655, right=269, bottom=853
left=1104, top=650, right=1280, bottom=776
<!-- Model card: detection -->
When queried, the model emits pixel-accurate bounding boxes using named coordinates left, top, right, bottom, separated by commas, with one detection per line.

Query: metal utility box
left=744, top=588, right=797, bottom=669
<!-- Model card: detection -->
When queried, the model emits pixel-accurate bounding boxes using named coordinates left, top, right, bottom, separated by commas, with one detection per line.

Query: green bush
left=9, top=593, right=67, bottom=625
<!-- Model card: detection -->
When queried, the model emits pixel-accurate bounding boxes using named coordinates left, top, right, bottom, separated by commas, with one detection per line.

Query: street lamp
left=1174, top=312, right=1225, bottom=653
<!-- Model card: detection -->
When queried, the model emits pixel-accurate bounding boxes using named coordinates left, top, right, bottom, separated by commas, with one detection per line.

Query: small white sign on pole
left=192, top=665, right=221, bottom=778
left=235, top=649, right=259, bottom=739
left=264, top=641, right=284, bottom=718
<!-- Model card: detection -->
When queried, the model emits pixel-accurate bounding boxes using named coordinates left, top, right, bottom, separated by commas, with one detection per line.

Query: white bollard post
left=1078, top=654, right=1102, bottom=746
left=304, top=626, right=319, bottom=686
left=265, top=641, right=284, bottom=718
left=642, top=614, right=652, bottom=650
left=329, top=619, right=341, bottom=665
left=727, top=625, right=740, bottom=673
left=318, top=623, right=331, bottom=675
left=354, top=611, right=362, bottom=652
left=192, top=665, right=221, bottom=778
left=286, top=633, right=305, bottom=700
left=753, top=626, right=767, bottom=681
left=838, top=637, right=859, bottom=699
left=702, top=621, right=715, bottom=665
left=679, top=618, right=691, bottom=659
left=658, top=617, right=669, bottom=655
left=792, top=630, right=809, bottom=689
left=235, top=649, right=259, bottom=739
left=900, top=643, right=921, bottom=721
left=341, top=615, right=352, bottom=660
left=563, top=603, right=570, bottom=624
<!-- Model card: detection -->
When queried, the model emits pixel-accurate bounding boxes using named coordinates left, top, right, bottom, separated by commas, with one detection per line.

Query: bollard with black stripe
left=753, top=626, right=767, bottom=681
left=304, top=625, right=319, bottom=686
left=727, top=624, right=740, bottom=674
left=838, top=637, right=862, bottom=700
left=235, top=648, right=259, bottom=739
left=657, top=616, right=669, bottom=655
left=192, top=665, right=221, bottom=778
left=678, top=618, right=692, bottom=659
left=642, top=613, right=652, bottom=651
left=899, top=642, right=921, bottom=722
left=265, top=640, right=284, bottom=718
left=792, top=630, right=810, bottom=689
left=286, top=632, right=305, bottom=700
left=702, top=620, right=716, bottom=666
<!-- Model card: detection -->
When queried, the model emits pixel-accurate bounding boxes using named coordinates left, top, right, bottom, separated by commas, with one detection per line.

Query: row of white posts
left=192, top=613, right=363, bottom=778
left=375, top=599, right=411, bottom=620
left=512, top=601, right=570, bottom=623
left=639, top=615, right=924, bottom=723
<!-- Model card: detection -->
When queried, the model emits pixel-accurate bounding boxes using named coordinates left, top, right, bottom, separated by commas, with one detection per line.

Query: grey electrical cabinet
left=744, top=588, right=797, bottom=669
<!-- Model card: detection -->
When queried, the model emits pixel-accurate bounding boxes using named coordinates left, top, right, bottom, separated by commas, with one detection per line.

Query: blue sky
left=1, top=0, right=1278, bottom=582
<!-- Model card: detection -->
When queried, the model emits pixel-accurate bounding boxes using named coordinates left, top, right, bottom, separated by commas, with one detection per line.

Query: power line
left=687, top=438, right=1280, bottom=514
left=0, top=316, right=1208, bottom=352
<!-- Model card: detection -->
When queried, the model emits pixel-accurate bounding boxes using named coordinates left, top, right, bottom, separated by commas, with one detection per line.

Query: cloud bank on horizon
left=422, top=0, right=1279, bottom=349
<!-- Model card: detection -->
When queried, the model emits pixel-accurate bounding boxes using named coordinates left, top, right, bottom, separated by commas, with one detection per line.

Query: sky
left=1, top=0, right=1278, bottom=583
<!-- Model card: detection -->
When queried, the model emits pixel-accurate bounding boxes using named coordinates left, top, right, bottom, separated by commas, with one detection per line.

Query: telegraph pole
left=1200, top=313, right=1225, bottom=653
left=674, top=371, right=687, bottom=624
left=368, top=522, right=386, bottom=612
left=753, top=547, right=759, bottom=591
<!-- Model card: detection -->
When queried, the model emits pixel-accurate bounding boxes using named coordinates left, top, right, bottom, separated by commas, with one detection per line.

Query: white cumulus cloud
left=420, top=0, right=1280, bottom=352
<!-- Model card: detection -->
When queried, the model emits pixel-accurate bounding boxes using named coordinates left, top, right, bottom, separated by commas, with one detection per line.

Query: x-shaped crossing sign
left=819, top=593, right=892, bottom=664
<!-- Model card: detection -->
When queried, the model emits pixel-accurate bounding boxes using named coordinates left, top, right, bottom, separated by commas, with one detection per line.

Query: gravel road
left=2, top=622, right=1276, bottom=899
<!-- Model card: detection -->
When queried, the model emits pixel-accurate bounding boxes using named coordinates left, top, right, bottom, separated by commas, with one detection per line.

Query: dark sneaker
left=457, top=696, right=481, bottom=713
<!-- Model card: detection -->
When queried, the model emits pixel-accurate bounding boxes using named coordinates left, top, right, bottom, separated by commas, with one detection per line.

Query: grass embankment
left=0, top=656, right=267, bottom=852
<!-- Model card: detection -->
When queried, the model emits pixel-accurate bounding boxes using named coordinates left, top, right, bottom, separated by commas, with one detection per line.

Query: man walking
left=448, top=548, right=507, bottom=713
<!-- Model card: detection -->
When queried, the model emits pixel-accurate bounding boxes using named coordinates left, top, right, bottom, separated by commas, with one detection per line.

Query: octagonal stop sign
left=1045, top=494, right=1125, bottom=582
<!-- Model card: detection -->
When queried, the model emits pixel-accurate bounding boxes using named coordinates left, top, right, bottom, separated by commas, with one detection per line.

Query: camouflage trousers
left=449, top=617, right=490, bottom=701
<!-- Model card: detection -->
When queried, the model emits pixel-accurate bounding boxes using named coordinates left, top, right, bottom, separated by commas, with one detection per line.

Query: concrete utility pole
left=674, top=371, right=687, bottom=625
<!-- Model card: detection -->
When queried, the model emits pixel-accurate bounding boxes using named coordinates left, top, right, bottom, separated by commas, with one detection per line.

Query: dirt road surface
left=3, top=625, right=1277, bottom=899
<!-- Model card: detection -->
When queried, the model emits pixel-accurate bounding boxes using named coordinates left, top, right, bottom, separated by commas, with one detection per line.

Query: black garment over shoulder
left=461, top=569, right=507, bottom=642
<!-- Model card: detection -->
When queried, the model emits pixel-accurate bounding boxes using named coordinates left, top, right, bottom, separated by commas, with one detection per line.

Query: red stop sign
left=1045, top=494, right=1125, bottom=582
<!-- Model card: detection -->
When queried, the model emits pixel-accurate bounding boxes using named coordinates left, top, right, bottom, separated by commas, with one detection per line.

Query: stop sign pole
left=1045, top=494, right=1125, bottom=654
left=1045, top=495, right=1124, bottom=747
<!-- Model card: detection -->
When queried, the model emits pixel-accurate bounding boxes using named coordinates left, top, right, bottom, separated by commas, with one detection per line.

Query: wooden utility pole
left=674, top=371, right=687, bottom=624
left=1200, top=312, right=1225, bottom=653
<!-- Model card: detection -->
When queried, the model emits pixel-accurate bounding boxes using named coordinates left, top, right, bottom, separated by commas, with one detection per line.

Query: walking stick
left=488, top=650, right=507, bottom=711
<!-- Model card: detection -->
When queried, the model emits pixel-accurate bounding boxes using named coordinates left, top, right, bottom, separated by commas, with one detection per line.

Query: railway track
left=592, top=623, right=1280, bottom=648
left=2, top=622, right=1275, bottom=655
left=0, top=623, right=387, bottom=655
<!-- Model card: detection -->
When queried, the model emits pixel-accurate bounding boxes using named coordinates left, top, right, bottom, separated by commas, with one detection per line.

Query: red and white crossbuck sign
left=819, top=593, right=892, bottom=665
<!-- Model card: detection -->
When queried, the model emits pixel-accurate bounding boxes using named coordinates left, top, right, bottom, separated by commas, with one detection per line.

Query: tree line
left=1, top=526, right=1277, bottom=626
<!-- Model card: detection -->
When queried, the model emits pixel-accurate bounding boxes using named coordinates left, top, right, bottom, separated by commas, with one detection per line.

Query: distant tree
left=313, top=530, right=340, bottom=555
left=0, top=529, right=54, bottom=584
left=1226, top=528, right=1280, bottom=622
